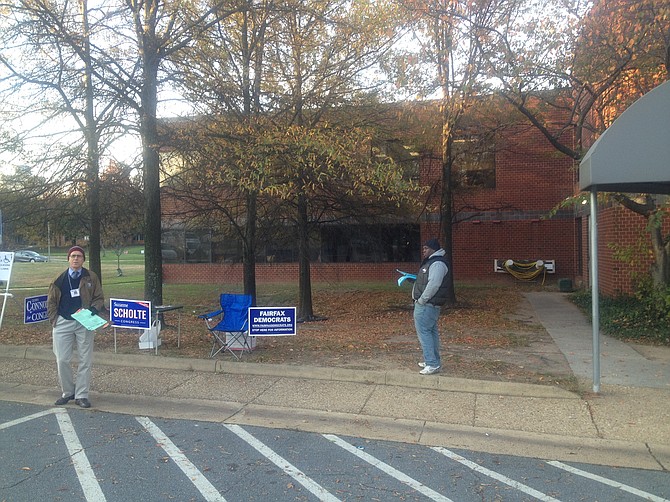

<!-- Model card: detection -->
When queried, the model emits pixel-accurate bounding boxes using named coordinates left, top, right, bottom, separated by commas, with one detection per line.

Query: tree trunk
left=80, top=0, right=102, bottom=282
left=649, top=221, right=670, bottom=287
left=297, top=191, right=314, bottom=321
left=614, top=194, right=670, bottom=289
left=243, top=190, right=257, bottom=304
left=440, top=116, right=457, bottom=305
left=141, top=53, right=163, bottom=305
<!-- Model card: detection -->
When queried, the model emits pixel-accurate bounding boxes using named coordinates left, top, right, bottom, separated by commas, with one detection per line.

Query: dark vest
left=413, top=256, right=450, bottom=306
left=58, top=272, right=83, bottom=319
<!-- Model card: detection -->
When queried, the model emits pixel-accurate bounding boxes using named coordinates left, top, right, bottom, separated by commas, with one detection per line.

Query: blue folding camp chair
left=199, top=294, right=254, bottom=359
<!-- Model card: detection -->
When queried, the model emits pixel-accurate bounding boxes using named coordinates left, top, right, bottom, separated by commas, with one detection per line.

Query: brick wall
left=452, top=219, right=577, bottom=280
left=581, top=205, right=668, bottom=296
left=163, top=262, right=419, bottom=284
left=165, top=103, right=668, bottom=293
left=419, top=123, right=580, bottom=283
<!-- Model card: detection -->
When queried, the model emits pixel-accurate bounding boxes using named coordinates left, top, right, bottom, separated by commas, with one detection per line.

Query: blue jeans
left=413, top=303, right=441, bottom=367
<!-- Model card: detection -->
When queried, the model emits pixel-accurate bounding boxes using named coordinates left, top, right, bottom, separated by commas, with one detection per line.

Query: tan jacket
left=47, top=268, right=105, bottom=326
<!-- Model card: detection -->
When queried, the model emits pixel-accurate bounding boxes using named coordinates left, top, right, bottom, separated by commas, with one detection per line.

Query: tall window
left=452, top=136, right=496, bottom=188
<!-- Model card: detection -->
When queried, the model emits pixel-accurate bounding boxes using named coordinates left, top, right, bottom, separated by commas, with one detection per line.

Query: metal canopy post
left=578, top=81, right=670, bottom=394
left=589, top=189, right=601, bottom=393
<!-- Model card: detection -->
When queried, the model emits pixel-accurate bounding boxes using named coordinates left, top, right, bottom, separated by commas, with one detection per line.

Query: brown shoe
left=75, top=398, right=91, bottom=408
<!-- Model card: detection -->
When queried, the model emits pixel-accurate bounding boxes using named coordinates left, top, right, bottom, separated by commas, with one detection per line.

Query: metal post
left=589, top=189, right=601, bottom=393
left=0, top=251, right=15, bottom=329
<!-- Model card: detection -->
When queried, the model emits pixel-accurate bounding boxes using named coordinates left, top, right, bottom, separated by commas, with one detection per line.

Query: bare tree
left=167, top=0, right=411, bottom=318
left=262, top=0, right=405, bottom=319
left=486, top=0, right=670, bottom=287
left=396, top=0, right=524, bottom=304
left=115, top=0, right=245, bottom=304
left=0, top=0, right=129, bottom=279
left=170, top=0, right=278, bottom=303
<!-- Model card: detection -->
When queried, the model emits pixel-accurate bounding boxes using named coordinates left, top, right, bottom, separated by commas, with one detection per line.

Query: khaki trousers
left=52, top=316, right=95, bottom=399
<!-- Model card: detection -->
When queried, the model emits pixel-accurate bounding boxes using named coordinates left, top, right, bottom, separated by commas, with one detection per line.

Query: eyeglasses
left=69, top=254, right=84, bottom=259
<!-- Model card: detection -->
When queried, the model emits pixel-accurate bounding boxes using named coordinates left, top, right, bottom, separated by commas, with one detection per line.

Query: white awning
left=579, top=80, right=670, bottom=194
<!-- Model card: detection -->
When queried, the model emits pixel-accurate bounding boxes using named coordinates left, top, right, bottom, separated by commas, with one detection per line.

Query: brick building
left=162, top=98, right=663, bottom=296
left=163, top=101, right=585, bottom=288
left=420, top=118, right=579, bottom=284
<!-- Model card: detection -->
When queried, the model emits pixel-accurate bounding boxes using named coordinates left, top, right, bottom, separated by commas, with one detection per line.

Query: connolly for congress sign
left=24, top=294, right=48, bottom=324
left=110, top=298, right=151, bottom=329
left=248, top=307, right=297, bottom=336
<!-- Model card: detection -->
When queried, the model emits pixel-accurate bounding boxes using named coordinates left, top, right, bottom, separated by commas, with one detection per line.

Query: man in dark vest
left=412, top=238, right=449, bottom=375
left=47, top=246, right=105, bottom=408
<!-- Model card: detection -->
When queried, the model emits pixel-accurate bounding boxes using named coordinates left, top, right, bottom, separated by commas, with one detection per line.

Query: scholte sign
left=110, top=298, right=151, bottom=329
left=24, top=294, right=48, bottom=324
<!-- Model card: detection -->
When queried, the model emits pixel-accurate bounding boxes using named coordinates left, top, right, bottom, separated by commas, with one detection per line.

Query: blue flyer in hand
left=396, top=269, right=417, bottom=286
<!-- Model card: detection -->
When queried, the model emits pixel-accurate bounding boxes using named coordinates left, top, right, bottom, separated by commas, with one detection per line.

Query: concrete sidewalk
left=526, top=292, right=670, bottom=389
left=0, top=292, right=669, bottom=470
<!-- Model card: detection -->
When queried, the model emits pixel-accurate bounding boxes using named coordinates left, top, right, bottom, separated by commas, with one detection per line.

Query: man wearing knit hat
left=47, top=246, right=105, bottom=408
left=412, top=238, right=449, bottom=375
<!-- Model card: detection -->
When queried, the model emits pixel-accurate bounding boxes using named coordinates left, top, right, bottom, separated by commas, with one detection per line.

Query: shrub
left=569, top=283, right=670, bottom=345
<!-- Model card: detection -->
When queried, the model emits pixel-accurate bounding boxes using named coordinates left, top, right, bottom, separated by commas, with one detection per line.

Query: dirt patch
left=3, top=286, right=576, bottom=389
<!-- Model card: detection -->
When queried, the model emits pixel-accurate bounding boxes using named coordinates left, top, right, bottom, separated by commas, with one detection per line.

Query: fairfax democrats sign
left=110, top=298, right=151, bottom=329
left=248, top=307, right=297, bottom=336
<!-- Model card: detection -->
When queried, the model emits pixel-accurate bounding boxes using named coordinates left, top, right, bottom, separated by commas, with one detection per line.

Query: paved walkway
left=1, top=292, right=669, bottom=470
left=526, top=292, right=670, bottom=389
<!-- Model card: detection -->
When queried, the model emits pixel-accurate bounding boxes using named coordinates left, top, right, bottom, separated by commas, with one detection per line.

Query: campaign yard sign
left=24, top=294, right=48, bottom=324
left=110, top=298, right=151, bottom=329
left=248, top=307, right=297, bottom=336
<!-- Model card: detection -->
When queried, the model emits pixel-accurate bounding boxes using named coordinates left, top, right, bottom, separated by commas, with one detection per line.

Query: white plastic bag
left=139, top=319, right=161, bottom=349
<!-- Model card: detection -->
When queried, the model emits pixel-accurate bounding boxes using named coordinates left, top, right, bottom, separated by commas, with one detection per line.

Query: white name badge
left=70, top=288, right=80, bottom=297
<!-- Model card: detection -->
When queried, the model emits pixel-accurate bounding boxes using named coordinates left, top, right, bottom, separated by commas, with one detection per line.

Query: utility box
left=558, top=278, right=573, bottom=292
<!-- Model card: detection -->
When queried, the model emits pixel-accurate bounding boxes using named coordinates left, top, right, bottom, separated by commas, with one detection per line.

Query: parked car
left=161, top=245, right=178, bottom=261
left=13, top=250, right=49, bottom=263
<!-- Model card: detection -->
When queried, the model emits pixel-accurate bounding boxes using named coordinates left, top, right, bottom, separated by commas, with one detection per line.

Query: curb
left=1, top=344, right=577, bottom=399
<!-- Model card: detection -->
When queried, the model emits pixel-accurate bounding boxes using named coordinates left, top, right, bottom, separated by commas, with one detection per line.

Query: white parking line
left=1, top=408, right=105, bottom=501
left=0, top=408, right=56, bottom=430
left=137, top=416, right=226, bottom=502
left=432, top=446, right=563, bottom=502
left=225, top=424, right=341, bottom=502
left=324, top=434, right=454, bottom=502
left=55, top=409, right=106, bottom=502
left=548, top=461, right=670, bottom=502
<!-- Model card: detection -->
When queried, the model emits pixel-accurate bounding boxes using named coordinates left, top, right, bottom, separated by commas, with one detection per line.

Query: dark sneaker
left=75, top=398, right=91, bottom=408
left=55, top=395, right=75, bottom=406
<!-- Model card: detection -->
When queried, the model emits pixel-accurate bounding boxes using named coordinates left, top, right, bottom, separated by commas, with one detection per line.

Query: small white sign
left=0, top=252, right=13, bottom=282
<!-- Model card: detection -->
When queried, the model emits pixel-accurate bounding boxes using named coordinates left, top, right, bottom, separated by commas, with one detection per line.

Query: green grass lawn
left=6, top=252, right=223, bottom=314
left=1, top=246, right=391, bottom=328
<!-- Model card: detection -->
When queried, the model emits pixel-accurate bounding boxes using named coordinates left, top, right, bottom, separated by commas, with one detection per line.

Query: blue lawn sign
left=110, top=298, right=151, bottom=329
left=248, top=307, right=297, bottom=336
left=24, top=294, right=48, bottom=324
